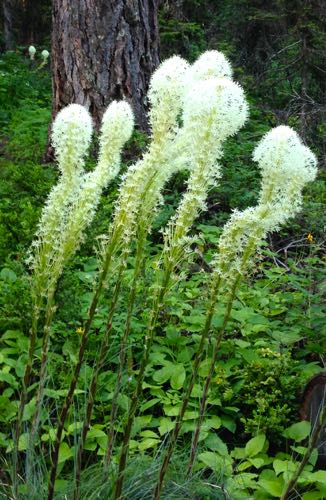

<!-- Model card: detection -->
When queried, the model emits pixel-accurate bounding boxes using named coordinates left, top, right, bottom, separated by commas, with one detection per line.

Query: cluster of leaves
left=0, top=48, right=325, bottom=499
left=1, top=246, right=325, bottom=497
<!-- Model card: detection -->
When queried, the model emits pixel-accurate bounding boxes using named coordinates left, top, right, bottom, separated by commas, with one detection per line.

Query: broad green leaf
left=177, top=348, right=192, bottom=363
left=67, top=422, right=83, bottom=434
left=18, top=433, right=28, bottom=451
left=302, top=492, right=325, bottom=500
left=205, top=434, right=229, bottom=456
left=273, top=459, right=288, bottom=476
left=204, top=416, right=221, bottom=430
left=237, top=460, right=252, bottom=472
left=97, top=436, right=107, bottom=450
left=43, top=388, right=84, bottom=399
left=158, top=418, right=175, bottom=436
left=312, top=470, right=326, bottom=483
left=184, top=410, right=199, bottom=420
left=231, top=447, right=246, bottom=460
left=0, top=371, right=17, bottom=388
left=245, top=434, right=266, bottom=457
left=84, top=440, right=97, bottom=451
left=53, top=480, right=69, bottom=493
left=199, top=451, right=232, bottom=475
left=86, top=429, right=106, bottom=439
left=259, top=478, right=284, bottom=497
left=198, top=451, right=219, bottom=470
left=58, top=442, right=73, bottom=464
left=164, top=405, right=180, bottom=417
left=271, top=330, right=303, bottom=344
left=221, top=415, right=236, bottom=433
left=248, top=457, right=265, bottom=469
left=140, top=398, right=160, bottom=412
left=180, top=421, right=196, bottom=433
left=153, top=365, right=174, bottom=385
left=138, top=438, right=159, bottom=451
left=22, top=398, right=36, bottom=422
left=198, top=359, right=211, bottom=377
left=132, top=415, right=152, bottom=436
left=283, top=421, right=311, bottom=442
left=0, top=396, right=17, bottom=422
left=232, top=472, right=258, bottom=490
left=117, top=393, right=129, bottom=411
left=139, top=430, right=159, bottom=438
left=171, top=364, right=185, bottom=390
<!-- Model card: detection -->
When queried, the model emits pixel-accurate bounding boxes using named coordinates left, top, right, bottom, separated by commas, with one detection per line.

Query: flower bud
left=182, top=78, right=248, bottom=150
left=41, top=49, right=50, bottom=62
left=148, top=56, right=190, bottom=138
left=253, top=125, right=317, bottom=185
left=185, top=50, right=233, bottom=89
left=52, top=104, right=93, bottom=176
left=28, top=45, right=36, bottom=60
left=100, top=100, right=134, bottom=153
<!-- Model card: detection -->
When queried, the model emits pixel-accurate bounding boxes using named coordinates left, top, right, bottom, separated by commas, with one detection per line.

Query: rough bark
left=3, top=0, right=15, bottom=50
left=50, top=0, right=160, bottom=136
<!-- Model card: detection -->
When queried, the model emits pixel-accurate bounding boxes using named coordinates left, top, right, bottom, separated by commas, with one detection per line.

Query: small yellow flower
left=307, top=233, right=314, bottom=243
left=76, top=327, right=84, bottom=335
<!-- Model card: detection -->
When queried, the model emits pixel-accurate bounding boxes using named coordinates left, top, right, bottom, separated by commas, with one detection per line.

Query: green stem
left=186, top=232, right=265, bottom=476
left=30, top=292, right=55, bottom=437
left=114, top=268, right=172, bottom=500
left=13, top=295, right=41, bottom=497
left=73, top=265, right=124, bottom=500
left=104, top=230, right=147, bottom=475
left=47, top=238, right=117, bottom=500
left=25, top=292, right=56, bottom=495
left=186, top=279, right=239, bottom=476
left=281, top=406, right=326, bottom=500
left=153, top=277, right=221, bottom=500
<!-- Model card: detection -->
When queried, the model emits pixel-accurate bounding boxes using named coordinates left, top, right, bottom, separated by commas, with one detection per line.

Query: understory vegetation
left=0, top=5, right=325, bottom=499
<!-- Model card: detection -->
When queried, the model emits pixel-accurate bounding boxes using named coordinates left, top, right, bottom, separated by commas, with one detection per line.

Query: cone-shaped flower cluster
left=148, top=55, right=190, bottom=140
left=212, top=125, right=318, bottom=283
left=41, top=49, right=49, bottom=62
left=28, top=45, right=36, bottom=60
left=54, top=101, right=134, bottom=274
left=183, top=50, right=233, bottom=93
left=106, top=56, right=191, bottom=253
left=52, top=104, right=93, bottom=176
left=29, top=105, right=93, bottom=292
left=29, top=101, right=133, bottom=297
left=162, top=59, right=248, bottom=273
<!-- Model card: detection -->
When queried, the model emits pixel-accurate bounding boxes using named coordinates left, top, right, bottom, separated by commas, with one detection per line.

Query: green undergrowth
left=0, top=51, right=325, bottom=499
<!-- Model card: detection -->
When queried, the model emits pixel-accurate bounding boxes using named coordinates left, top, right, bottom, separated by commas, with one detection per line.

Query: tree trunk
left=50, top=0, right=160, bottom=137
left=3, top=0, right=15, bottom=50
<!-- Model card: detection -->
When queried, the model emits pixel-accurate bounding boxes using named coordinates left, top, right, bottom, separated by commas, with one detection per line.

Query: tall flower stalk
left=114, top=67, right=248, bottom=500
left=152, top=126, right=317, bottom=498
left=48, top=56, right=192, bottom=500
left=72, top=55, right=191, bottom=494
left=28, top=101, right=133, bottom=445
left=46, top=102, right=135, bottom=500
left=14, top=105, right=93, bottom=481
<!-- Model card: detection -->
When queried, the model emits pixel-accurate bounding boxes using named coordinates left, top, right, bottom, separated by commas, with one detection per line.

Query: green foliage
left=0, top=160, right=56, bottom=261
left=0, top=51, right=51, bottom=131
left=0, top=16, right=325, bottom=500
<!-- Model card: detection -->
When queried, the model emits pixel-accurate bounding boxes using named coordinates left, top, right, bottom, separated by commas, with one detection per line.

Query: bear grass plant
left=8, top=50, right=324, bottom=500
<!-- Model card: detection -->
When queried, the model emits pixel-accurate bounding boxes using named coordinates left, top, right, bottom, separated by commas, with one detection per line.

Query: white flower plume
left=185, top=50, right=233, bottom=89
left=148, top=55, right=190, bottom=138
left=254, top=125, right=318, bottom=213
left=52, top=104, right=93, bottom=176
left=212, top=126, right=317, bottom=282
left=182, top=78, right=248, bottom=164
